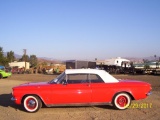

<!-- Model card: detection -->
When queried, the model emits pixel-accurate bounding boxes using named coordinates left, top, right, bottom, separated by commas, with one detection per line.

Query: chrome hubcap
left=28, top=100, right=36, bottom=108
left=117, top=96, right=127, bottom=107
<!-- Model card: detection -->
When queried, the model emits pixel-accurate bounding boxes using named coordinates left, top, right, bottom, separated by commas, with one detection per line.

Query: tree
left=41, top=62, right=47, bottom=66
left=0, top=47, right=9, bottom=66
left=7, top=51, right=15, bottom=62
left=0, top=47, right=4, bottom=65
left=0, top=47, right=3, bottom=62
left=29, top=55, right=38, bottom=67
left=19, top=55, right=29, bottom=62
left=1, top=57, right=9, bottom=66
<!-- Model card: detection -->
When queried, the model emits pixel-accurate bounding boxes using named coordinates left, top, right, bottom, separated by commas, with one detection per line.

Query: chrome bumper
left=147, top=91, right=152, bottom=96
left=11, top=97, right=17, bottom=101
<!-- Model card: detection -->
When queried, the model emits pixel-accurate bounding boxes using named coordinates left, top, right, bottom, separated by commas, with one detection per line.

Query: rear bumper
left=146, top=91, right=152, bottom=96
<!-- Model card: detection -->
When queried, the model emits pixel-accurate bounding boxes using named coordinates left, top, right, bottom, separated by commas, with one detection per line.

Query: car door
left=50, top=74, right=92, bottom=104
left=90, top=74, right=114, bottom=103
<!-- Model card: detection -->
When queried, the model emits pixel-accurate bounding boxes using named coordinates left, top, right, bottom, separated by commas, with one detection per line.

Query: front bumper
left=11, top=97, right=17, bottom=101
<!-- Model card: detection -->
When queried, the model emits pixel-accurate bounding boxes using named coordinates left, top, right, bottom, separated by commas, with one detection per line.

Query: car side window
left=90, top=74, right=104, bottom=83
left=67, top=74, right=89, bottom=84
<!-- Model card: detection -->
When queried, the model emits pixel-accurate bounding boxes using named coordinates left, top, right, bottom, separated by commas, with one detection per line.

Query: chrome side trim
left=46, top=102, right=112, bottom=107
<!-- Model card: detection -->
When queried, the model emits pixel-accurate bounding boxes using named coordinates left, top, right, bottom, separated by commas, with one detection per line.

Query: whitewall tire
left=23, top=95, right=42, bottom=112
left=113, top=93, right=131, bottom=110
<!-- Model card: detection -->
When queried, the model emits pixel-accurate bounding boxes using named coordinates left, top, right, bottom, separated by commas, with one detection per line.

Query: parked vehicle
left=0, top=66, right=12, bottom=79
left=11, top=66, right=25, bottom=74
left=11, top=69, right=152, bottom=112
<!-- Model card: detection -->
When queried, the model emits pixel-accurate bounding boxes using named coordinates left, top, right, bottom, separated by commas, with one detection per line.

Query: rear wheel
left=0, top=74, right=2, bottom=79
left=23, top=95, right=42, bottom=113
left=113, top=93, right=131, bottom=110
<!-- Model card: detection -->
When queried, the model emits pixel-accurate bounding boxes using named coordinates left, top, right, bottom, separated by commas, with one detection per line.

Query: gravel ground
left=0, top=74, right=160, bottom=120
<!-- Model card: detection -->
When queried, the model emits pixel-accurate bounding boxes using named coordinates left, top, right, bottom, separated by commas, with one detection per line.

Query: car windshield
left=49, top=72, right=65, bottom=84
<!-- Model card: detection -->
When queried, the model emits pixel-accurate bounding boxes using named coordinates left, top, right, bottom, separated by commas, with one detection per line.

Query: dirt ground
left=0, top=74, right=160, bottom=120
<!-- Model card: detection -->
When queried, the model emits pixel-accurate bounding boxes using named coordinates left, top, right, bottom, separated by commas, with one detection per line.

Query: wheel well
left=112, top=92, right=135, bottom=103
left=21, top=94, right=46, bottom=106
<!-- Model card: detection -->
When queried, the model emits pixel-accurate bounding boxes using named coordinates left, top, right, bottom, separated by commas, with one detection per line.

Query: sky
left=0, top=0, right=160, bottom=60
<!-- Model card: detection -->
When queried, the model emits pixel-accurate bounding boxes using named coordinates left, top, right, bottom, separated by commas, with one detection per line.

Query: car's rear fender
left=112, top=91, right=135, bottom=103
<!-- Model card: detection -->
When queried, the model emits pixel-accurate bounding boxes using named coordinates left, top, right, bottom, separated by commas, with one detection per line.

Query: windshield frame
left=49, top=72, right=65, bottom=84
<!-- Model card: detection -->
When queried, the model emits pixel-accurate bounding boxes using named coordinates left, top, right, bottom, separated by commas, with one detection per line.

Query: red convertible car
left=11, top=69, right=152, bottom=112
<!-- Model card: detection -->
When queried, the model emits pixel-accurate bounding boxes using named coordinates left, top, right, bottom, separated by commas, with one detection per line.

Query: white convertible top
left=65, top=69, right=119, bottom=83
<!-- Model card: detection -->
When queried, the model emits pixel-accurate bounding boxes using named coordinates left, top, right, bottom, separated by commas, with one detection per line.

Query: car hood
left=21, top=82, right=49, bottom=86
left=13, top=82, right=52, bottom=89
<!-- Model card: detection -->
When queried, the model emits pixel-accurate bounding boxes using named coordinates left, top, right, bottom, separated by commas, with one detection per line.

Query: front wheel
left=23, top=95, right=42, bottom=113
left=0, top=74, right=2, bottom=79
left=113, top=93, right=131, bottom=110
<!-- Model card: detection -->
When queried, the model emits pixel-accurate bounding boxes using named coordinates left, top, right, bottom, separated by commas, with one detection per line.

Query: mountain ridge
left=4, top=52, right=159, bottom=63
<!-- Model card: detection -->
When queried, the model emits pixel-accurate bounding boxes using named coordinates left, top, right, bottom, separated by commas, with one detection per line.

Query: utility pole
left=158, top=57, right=160, bottom=69
left=23, top=49, right=27, bottom=71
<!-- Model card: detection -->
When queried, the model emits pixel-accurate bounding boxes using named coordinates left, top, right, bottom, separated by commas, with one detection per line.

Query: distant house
left=9, top=61, right=30, bottom=69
